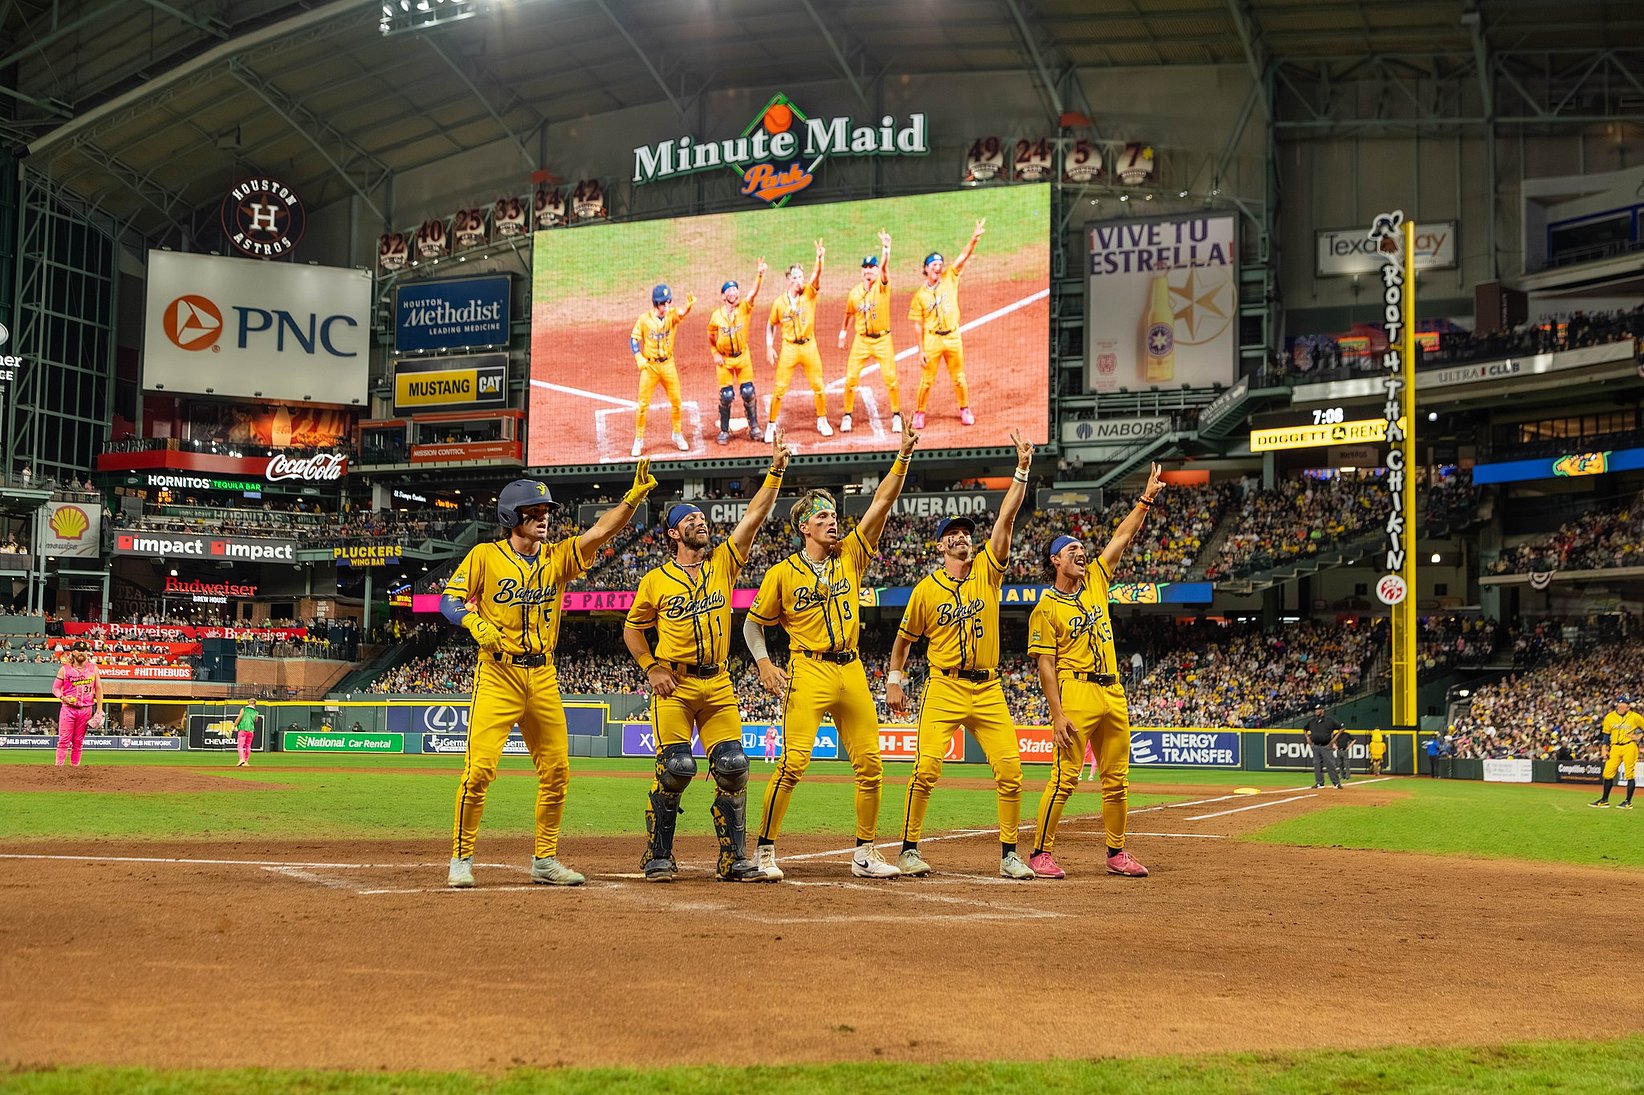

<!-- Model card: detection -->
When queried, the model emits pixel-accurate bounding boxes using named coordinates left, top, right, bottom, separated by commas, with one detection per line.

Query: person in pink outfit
left=1083, top=739, right=1097, bottom=781
left=52, top=641, right=103, bottom=769
left=763, top=725, right=779, bottom=765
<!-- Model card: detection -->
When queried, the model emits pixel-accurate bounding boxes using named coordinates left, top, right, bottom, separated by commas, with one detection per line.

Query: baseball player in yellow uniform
left=745, top=420, right=921, bottom=881
left=707, top=259, right=767, bottom=445
left=444, top=464, right=659, bottom=888
left=623, top=432, right=792, bottom=881
left=631, top=283, right=696, bottom=457
left=765, top=239, right=833, bottom=442
left=888, top=427, right=1036, bottom=879
left=1026, top=462, right=1165, bottom=880
left=908, top=218, right=985, bottom=430
left=836, top=229, right=901, bottom=436
left=1591, top=696, right=1644, bottom=808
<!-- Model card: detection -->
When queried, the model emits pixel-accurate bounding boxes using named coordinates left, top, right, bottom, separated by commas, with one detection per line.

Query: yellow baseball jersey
left=445, top=537, right=586, bottom=657
left=748, top=527, right=875, bottom=653
left=908, top=268, right=962, bottom=334
left=897, top=543, right=1006, bottom=672
left=845, top=278, right=892, bottom=337
left=1603, top=710, right=1644, bottom=746
left=769, top=285, right=819, bottom=343
left=1026, top=558, right=1119, bottom=676
left=632, top=308, right=685, bottom=362
left=708, top=300, right=756, bottom=357
left=626, top=540, right=747, bottom=665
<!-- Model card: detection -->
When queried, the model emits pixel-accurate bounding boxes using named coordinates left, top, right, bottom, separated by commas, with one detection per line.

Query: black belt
left=861, top=332, right=888, bottom=340
left=938, top=668, right=995, bottom=683
left=644, top=358, right=672, bottom=364
left=1064, top=671, right=1118, bottom=685
left=492, top=652, right=547, bottom=668
left=932, top=328, right=954, bottom=335
left=667, top=661, right=721, bottom=678
left=799, top=649, right=857, bottom=664
left=790, top=337, right=812, bottom=345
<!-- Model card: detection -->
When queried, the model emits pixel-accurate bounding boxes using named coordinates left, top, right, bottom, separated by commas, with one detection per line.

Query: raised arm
left=856, top=419, right=919, bottom=548
left=951, top=218, right=985, bottom=275
left=1098, top=462, right=1165, bottom=574
left=810, top=238, right=824, bottom=292
left=748, top=258, right=766, bottom=306
left=877, top=228, right=891, bottom=285
left=676, top=292, right=697, bottom=320
left=577, top=458, right=657, bottom=560
left=729, top=432, right=793, bottom=558
left=988, top=428, right=1035, bottom=562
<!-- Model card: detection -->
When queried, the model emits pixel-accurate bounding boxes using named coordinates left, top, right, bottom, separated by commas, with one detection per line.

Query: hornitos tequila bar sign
left=632, top=94, right=929, bottom=206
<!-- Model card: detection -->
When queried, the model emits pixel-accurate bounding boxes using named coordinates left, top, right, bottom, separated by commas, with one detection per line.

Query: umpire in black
left=1304, top=704, right=1343, bottom=789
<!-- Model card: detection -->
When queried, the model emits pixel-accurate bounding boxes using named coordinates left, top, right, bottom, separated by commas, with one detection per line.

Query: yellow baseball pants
left=757, top=657, right=884, bottom=843
left=452, top=656, right=572, bottom=861
left=651, top=671, right=742, bottom=752
left=916, top=333, right=968, bottom=412
left=843, top=335, right=899, bottom=416
left=770, top=341, right=828, bottom=424
left=1603, top=741, right=1638, bottom=781
left=1031, top=678, right=1132, bottom=855
left=900, top=675, right=1022, bottom=848
left=634, top=360, right=683, bottom=435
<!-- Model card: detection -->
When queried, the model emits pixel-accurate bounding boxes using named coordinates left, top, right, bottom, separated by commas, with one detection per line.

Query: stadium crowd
left=1445, top=638, right=1644, bottom=761
left=110, top=504, right=470, bottom=547
left=1487, top=499, right=1643, bottom=575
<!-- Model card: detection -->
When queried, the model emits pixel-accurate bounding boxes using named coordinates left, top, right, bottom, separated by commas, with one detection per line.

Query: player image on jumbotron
left=529, top=185, right=1050, bottom=463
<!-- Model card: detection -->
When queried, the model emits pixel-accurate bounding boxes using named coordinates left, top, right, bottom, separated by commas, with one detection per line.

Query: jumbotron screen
left=528, top=185, right=1050, bottom=465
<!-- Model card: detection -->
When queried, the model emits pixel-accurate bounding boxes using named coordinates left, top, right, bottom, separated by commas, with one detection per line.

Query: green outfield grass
left=10, top=1034, right=1644, bottom=1094
left=0, top=754, right=1172, bottom=843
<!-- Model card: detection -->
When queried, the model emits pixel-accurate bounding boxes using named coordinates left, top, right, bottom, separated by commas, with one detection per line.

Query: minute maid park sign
left=632, top=93, right=928, bottom=206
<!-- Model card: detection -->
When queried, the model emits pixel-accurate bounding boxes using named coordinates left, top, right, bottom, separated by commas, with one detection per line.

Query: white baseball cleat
left=671, top=431, right=689, bottom=451
left=755, top=843, right=785, bottom=881
left=839, top=414, right=853, bottom=433
left=851, top=843, right=901, bottom=879
left=896, top=848, right=932, bottom=876
left=530, top=856, right=586, bottom=886
left=763, top=422, right=776, bottom=444
left=631, top=438, right=644, bottom=457
left=816, top=416, right=833, bottom=437
left=447, top=856, right=474, bottom=888
left=1000, top=851, right=1036, bottom=880
left=891, top=413, right=903, bottom=433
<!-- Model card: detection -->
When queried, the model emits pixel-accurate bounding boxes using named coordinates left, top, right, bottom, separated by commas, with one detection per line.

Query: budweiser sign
left=164, top=576, right=258, bottom=599
left=265, top=452, right=347, bottom=483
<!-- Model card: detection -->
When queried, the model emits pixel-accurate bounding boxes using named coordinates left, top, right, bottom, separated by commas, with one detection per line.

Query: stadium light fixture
left=1430, top=553, right=1441, bottom=564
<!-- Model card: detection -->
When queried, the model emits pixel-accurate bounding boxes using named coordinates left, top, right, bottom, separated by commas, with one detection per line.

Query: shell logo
left=163, top=294, right=223, bottom=351
left=49, top=505, right=90, bottom=542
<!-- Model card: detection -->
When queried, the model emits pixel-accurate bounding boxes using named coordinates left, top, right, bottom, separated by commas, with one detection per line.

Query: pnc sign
left=631, top=94, right=929, bottom=206
left=159, top=292, right=358, bottom=357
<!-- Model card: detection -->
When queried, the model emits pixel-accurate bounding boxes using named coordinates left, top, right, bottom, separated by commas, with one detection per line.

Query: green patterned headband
left=796, top=495, right=836, bottom=524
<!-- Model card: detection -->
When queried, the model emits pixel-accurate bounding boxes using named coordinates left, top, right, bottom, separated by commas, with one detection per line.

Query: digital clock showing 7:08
left=1311, top=407, right=1346, bottom=426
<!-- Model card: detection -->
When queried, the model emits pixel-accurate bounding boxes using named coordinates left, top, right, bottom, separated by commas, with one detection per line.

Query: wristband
left=763, top=471, right=784, bottom=491
left=1137, top=497, right=1154, bottom=508
left=1013, top=469, right=1030, bottom=484
left=639, top=655, right=657, bottom=673
left=887, top=669, right=906, bottom=687
left=891, top=455, right=910, bottom=477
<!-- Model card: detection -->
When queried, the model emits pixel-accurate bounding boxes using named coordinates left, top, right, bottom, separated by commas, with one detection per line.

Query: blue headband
left=666, top=503, right=703, bottom=530
left=721, top=280, right=738, bottom=293
left=1048, top=534, right=1081, bottom=560
left=924, top=251, right=944, bottom=267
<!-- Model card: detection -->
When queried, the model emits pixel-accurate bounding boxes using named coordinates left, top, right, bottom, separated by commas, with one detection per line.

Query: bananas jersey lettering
left=663, top=591, right=727, bottom=620
left=936, top=598, right=986, bottom=628
left=491, top=578, right=560, bottom=606
left=792, top=578, right=851, bottom=612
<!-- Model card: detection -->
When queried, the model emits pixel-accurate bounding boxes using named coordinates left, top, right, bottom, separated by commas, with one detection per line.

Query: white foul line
left=1185, top=793, right=1317, bottom=821
left=529, top=378, right=638, bottom=408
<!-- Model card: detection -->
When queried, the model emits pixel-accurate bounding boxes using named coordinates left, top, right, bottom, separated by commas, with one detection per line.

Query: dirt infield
left=6, top=779, right=1642, bottom=1072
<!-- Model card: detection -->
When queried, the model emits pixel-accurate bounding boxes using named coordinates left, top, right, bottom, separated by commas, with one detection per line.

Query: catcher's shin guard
left=740, top=382, right=759, bottom=432
left=644, top=789, right=684, bottom=869
left=719, top=386, right=735, bottom=434
left=709, top=740, right=752, bottom=876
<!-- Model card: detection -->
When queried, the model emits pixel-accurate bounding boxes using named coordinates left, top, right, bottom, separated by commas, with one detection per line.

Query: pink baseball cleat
left=1028, top=851, right=1065, bottom=879
left=1106, top=850, right=1149, bottom=877
left=959, top=407, right=975, bottom=426
left=911, top=411, right=926, bottom=430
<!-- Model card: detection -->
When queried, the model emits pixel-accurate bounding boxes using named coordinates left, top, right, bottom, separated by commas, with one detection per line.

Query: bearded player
left=908, top=218, right=984, bottom=429
left=765, top=239, right=833, bottom=442
left=631, top=284, right=696, bottom=457
left=888, top=427, right=1035, bottom=879
left=624, top=432, right=791, bottom=882
left=1026, top=462, right=1165, bottom=880
left=744, top=419, right=920, bottom=881
left=707, top=259, right=767, bottom=445
left=1591, top=696, right=1644, bottom=808
left=836, top=229, right=901, bottom=435
left=444, top=464, right=659, bottom=888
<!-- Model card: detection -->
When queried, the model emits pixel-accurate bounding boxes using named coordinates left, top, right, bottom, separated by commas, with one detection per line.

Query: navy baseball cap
left=666, top=503, right=703, bottom=530
left=935, top=515, right=976, bottom=540
left=1622, top=696, right=1634, bottom=704
left=652, top=283, right=672, bottom=305
left=924, top=251, right=944, bottom=267
left=721, top=280, right=738, bottom=293
left=861, top=255, right=879, bottom=268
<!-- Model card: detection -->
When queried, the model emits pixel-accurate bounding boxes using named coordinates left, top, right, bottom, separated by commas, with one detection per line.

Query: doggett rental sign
left=142, top=250, right=370, bottom=405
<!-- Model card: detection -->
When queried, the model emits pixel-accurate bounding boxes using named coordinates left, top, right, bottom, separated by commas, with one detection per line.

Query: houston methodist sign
left=632, top=94, right=928, bottom=205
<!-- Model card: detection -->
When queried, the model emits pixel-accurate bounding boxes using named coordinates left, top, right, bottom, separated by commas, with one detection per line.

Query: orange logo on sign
left=163, top=295, right=223, bottom=351
left=740, top=162, right=813, bottom=203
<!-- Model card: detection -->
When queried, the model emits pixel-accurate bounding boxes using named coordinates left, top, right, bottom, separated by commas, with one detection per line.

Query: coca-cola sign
left=265, top=452, right=347, bottom=483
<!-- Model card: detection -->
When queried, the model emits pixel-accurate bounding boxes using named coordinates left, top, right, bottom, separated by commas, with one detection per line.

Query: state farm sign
left=265, top=452, right=346, bottom=483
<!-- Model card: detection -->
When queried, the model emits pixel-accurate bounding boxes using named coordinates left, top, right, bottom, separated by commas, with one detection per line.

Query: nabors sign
left=632, top=94, right=929, bottom=206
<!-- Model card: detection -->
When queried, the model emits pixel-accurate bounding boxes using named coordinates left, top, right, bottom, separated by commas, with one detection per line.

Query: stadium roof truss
left=0, top=0, right=1640, bottom=244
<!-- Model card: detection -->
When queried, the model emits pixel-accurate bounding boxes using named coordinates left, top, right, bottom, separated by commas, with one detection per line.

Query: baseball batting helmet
left=721, top=280, right=738, bottom=294
left=497, top=479, right=558, bottom=529
left=652, top=283, right=673, bottom=305
left=861, top=255, right=879, bottom=268
left=935, top=515, right=976, bottom=540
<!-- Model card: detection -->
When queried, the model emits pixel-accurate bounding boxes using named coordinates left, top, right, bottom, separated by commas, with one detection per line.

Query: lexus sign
left=142, top=250, right=370, bottom=405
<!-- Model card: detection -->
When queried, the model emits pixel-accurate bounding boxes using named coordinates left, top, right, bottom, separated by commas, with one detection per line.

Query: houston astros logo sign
left=221, top=177, right=306, bottom=258
left=631, top=94, right=929, bottom=207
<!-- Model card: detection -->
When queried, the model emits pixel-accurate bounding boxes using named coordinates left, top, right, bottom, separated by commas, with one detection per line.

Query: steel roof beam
left=422, top=36, right=539, bottom=170
left=796, top=0, right=868, bottom=109
left=591, top=0, right=685, bottom=119
left=1000, top=0, right=1065, bottom=121
left=138, top=0, right=228, bottom=39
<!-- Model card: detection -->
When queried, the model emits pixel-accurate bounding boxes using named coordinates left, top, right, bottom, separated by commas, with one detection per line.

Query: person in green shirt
left=234, top=699, right=260, bottom=768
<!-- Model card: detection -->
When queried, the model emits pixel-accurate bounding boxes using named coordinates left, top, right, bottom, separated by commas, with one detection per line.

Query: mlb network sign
left=142, top=250, right=370, bottom=405
left=393, top=275, right=510, bottom=353
left=632, top=94, right=929, bottom=205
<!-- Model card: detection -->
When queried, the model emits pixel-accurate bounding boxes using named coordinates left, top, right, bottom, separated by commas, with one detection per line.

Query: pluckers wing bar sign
left=332, top=545, right=402, bottom=567
left=631, top=94, right=929, bottom=206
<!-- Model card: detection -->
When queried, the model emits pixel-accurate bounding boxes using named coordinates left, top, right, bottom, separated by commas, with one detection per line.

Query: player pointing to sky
left=708, top=258, right=767, bottom=445
left=837, top=229, right=901, bottom=435
left=909, top=218, right=984, bottom=430
left=631, top=284, right=696, bottom=457
left=766, top=239, right=833, bottom=442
